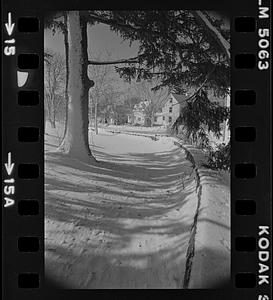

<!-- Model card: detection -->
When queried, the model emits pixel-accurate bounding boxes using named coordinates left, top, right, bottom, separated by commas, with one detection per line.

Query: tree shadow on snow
left=44, top=245, right=230, bottom=289
left=44, top=144, right=229, bottom=289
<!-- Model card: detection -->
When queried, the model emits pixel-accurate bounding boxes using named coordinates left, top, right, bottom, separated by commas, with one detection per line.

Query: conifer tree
left=46, top=10, right=230, bottom=164
left=87, top=10, right=230, bottom=145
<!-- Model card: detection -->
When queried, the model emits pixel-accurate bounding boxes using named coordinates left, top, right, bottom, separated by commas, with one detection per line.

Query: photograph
left=44, top=10, right=230, bottom=289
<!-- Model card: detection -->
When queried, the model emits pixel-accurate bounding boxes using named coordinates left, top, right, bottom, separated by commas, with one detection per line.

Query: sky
left=44, top=12, right=229, bottom=56
left=44, top=12, right=229, bottom=98
left=45, top=23, right=143, bottom=95
left=45, top=23, right=139, bottom=60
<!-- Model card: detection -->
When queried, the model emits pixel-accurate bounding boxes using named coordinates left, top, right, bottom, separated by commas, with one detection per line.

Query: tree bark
left=61, top=12, right=69, bottom=141
left=52, top=103, right=56, bottom=128
left=88, top=56, right=140, bottom=65
left=58, top=11, right=96, bottom=162
left=94, top=97, right=98, bottom=134
left=150, top=113, right=154, bottom=127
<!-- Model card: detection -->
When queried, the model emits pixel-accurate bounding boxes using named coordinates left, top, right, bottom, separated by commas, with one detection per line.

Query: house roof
left=159, top=93, right=187, bottom=108
left=171, top=93, right=188, bottom=105
left=159, top=91, right=227, bottom=110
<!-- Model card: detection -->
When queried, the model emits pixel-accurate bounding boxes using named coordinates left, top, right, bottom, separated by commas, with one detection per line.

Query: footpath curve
left=175, top=140, right=230, bottom=288
left=99, top=128, right=230, bottom=288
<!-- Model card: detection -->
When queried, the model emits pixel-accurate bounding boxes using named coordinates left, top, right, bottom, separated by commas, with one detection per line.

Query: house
left=163, top=92, right=230, bottom=144
left=129, top=91, right=229, bottom=144
left=153, top=93, right=187, bottom=126
left=129, top=93, right=187, bottom=126
left=128, top=93, right=187, bottom=126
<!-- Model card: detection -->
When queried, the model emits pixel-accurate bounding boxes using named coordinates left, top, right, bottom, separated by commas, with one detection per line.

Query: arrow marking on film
left=5, top=12, right=15, bottom=36
left=5, top=152, right=15, bottom=176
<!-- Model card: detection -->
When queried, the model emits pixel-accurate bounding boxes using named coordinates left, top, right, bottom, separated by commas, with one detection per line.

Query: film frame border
left=1, top=0, right=271, bottom=299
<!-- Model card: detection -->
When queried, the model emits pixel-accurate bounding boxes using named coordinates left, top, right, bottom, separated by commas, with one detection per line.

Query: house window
left=163, top=116, right=165, bottom=121
left=169, top=116, right=172, bottom=123
left=154, top=116, right=157, bottom=122
left=169, top=107, right=173, bottom=113
left=169, top=98, right=173, bottom=104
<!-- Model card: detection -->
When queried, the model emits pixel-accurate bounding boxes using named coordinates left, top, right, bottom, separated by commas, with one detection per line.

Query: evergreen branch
left=191, top=11, right=230, bottom=60
left=88, top=12, right=179, bottom=47
left=88, top=56, right=140, bottom=65
left=172, top=66, right=216, bottom=107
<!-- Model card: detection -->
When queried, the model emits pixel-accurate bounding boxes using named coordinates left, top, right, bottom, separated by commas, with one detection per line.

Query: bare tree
left=45, top=13, right=70, bottom=138
left=123, top=95, right=142, bottom=124
left=61, top=12, right=70, bottom=141
left=134, top=80, right=169, bottom=126
left=88, top=53, right=119, bottom=133
left=44, top=50, right=65, bottom=128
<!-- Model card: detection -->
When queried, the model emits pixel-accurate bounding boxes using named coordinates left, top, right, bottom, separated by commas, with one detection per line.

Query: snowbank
left=174, top=141, right=230, bottom=288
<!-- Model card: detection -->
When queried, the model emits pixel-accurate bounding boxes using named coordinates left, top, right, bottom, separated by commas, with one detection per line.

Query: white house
left=129, top=93, right=187, bottom=126
left=153, top=93, right=187, bottom=126
left=128, top=91, right=229, bottom=144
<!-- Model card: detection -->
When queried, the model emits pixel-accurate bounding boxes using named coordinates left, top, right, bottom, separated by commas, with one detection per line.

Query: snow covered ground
left=175, top=142, right=230, bottom=288
left=44, top=123, right=230, bottom=289
left=98, top=123, right=168, bottom=136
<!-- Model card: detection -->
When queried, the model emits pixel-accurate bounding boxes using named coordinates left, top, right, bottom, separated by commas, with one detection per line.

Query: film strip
left=1, top=1, right=271, bottom=299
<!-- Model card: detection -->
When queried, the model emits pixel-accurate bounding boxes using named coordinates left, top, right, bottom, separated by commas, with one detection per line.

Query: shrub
left=206, top=142, right=230, bottom=171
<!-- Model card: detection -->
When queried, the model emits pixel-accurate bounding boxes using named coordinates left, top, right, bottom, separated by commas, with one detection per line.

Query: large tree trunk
left=61, top=12, right=69, bottom=141
left=58, top=11, right=95, bottom=162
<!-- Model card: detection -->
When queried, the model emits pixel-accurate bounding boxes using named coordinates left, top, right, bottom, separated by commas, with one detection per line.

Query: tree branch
left=191, top=11, right=230, bottom=60
left=88, top=12, right=179, bottom=47
left=172, top=66, right=216, bottom=107
left=88, top=56, right=140, bottom=65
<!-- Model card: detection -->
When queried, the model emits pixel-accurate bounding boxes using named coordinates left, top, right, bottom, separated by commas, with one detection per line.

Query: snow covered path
left=45, top=129, right=198, bottom=288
